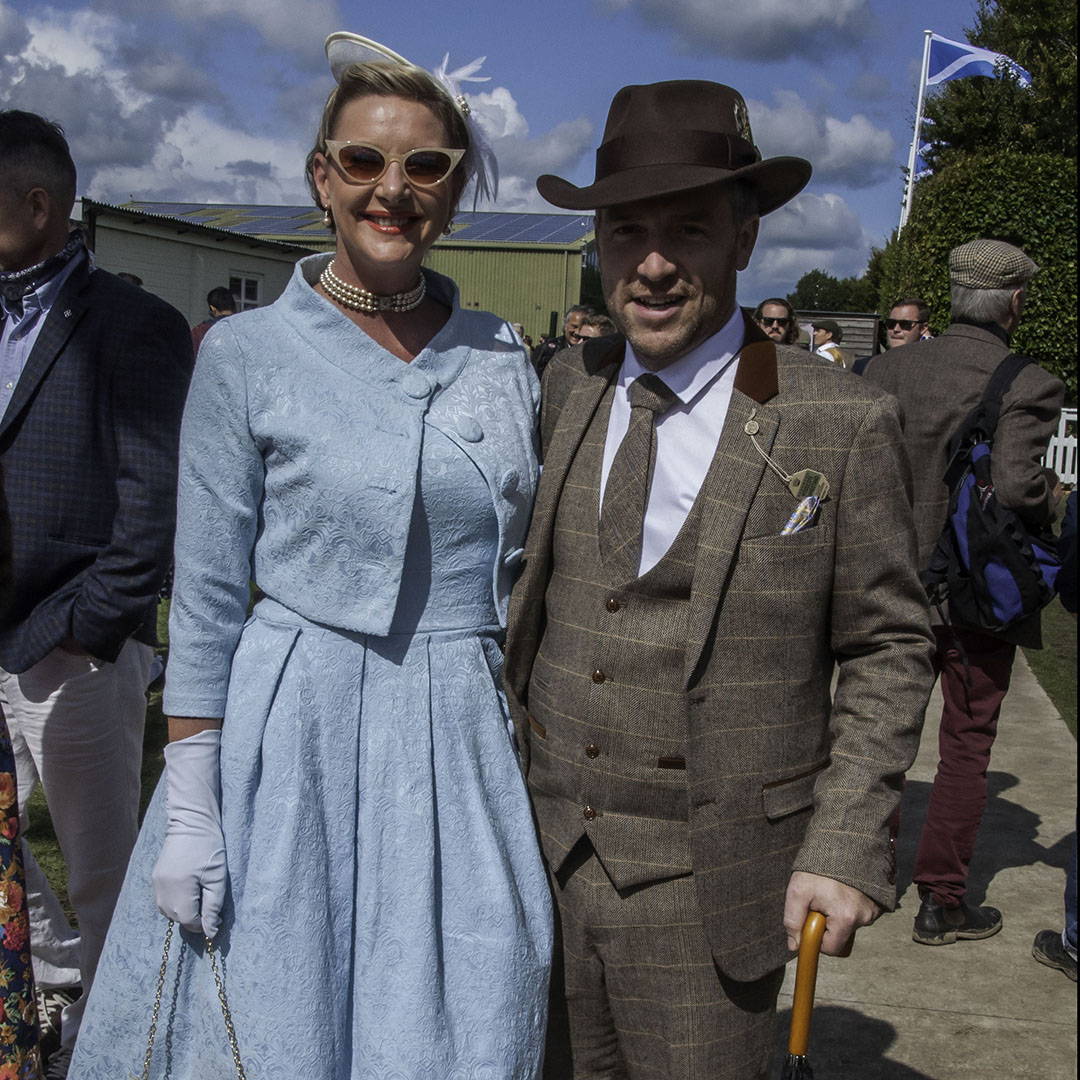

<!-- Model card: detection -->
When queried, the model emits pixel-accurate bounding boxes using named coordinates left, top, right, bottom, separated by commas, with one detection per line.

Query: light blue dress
left=70, top=257, right=552, bottom=1079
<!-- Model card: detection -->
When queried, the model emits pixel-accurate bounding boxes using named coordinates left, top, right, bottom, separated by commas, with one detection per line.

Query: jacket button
left=402, top=371, right=433, bottom=399
left=583, top=805, right=597, bottom=821
left=591, top=668, right=606, bottom=684
left=584, top=743, right=600, bottom=758
left=456, top=417, right=483, bottom=442
left=606, top=596, right=620, bottom=612
left=500, top=469, right=520, bottom=497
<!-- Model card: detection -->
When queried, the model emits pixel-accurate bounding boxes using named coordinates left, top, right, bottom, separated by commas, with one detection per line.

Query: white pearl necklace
left=319, top=262, right=426, bottom=314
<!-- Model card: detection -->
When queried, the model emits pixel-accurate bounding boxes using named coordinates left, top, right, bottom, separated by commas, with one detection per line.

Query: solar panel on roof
left=118, top=202, right=590, bottom=244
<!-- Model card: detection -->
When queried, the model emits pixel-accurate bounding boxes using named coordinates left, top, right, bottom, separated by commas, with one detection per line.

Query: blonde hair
left=306, top=62, right=471, bottom=221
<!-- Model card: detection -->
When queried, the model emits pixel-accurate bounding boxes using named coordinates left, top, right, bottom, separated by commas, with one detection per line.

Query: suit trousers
left=545, top=837, right=783, bottom=1080
left=913, top=626, right=1016, bottom=906
left=0, top=639, right=151, bottom=1048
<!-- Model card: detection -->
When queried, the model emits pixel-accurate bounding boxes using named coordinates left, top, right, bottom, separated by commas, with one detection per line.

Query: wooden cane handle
left=788, top=911, right=827, bottom=1056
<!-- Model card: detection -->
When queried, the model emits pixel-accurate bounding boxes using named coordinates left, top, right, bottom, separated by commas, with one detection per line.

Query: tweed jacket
left=0, top=262, right=193, bottom=672
left=504, top=322, right=936, bottom=980
left=863, top=323, right=1064, bottom=648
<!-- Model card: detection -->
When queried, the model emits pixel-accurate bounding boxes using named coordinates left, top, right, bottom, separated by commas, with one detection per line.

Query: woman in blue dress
left=70, top=35, right=551, bottom=1080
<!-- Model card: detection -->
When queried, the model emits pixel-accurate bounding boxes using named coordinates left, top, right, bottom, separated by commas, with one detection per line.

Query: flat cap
left=949, top=239, right=1038, bottom=289
left=812, top=319, right=842, bottom=341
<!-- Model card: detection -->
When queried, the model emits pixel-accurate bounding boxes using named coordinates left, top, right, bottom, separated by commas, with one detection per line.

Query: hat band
left=595, top=130, right=759, bottom=179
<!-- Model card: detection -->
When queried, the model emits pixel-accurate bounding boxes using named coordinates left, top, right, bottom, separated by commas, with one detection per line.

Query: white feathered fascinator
left=324, top=32, right=499, bottom=206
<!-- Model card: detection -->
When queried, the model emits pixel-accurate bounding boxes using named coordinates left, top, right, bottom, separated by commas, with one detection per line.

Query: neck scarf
left=0, top=230, right=86, bottom=318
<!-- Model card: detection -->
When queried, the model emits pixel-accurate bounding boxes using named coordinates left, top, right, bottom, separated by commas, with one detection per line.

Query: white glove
left=152, top=728, right=227, bottom=938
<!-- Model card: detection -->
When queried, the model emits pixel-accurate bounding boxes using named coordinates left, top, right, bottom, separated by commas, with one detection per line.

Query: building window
left=229, top=275, right=262, bottom=310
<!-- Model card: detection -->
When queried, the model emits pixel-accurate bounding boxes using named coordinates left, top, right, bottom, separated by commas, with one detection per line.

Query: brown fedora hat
left=538, top=80, right=811, bottom=214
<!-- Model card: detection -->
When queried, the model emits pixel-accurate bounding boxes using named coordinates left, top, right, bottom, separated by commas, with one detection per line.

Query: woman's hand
left=152, top=727, right=228, bottom=938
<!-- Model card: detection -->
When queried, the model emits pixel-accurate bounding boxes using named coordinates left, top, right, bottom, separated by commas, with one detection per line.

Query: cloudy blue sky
left=1, top=0, right=983, bottom=300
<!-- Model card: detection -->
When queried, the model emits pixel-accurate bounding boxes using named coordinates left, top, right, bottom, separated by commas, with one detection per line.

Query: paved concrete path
left=772, top=652, right=1077, bottom=1079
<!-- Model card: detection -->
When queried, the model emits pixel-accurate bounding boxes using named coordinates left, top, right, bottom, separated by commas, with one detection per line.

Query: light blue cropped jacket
left=164, top=255, right=539, bottom=718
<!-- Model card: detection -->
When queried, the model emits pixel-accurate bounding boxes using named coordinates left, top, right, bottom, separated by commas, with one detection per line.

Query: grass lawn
left=1023, top=599, right=1078, bottom=739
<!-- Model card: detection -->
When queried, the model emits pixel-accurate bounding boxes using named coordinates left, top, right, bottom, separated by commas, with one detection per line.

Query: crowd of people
left=0, top=26, right=1074, bottom=1080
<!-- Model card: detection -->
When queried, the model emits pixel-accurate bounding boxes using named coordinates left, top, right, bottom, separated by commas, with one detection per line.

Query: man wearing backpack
left=863, top=238, right=1063, bottom=947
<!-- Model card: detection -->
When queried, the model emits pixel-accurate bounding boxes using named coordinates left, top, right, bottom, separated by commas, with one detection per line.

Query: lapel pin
left=744, top=408, right=830, bottom=501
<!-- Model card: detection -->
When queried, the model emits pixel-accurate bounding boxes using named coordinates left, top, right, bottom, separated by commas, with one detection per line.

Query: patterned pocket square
left=781, top=495, right=821, bottom=535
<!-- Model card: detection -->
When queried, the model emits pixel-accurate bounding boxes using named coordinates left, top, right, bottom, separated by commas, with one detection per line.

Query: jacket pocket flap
left=761, top=761, right=828, bottom=820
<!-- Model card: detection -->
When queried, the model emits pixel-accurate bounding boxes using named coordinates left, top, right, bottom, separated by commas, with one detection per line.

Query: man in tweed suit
left=503, top=81, right=935, bottom=1078
left=0, top=110, right=192, bottom=1072
left=863, top=240, right=1063, bottom=948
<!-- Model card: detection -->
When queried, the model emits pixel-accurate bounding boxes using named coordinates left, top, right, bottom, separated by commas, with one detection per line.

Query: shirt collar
left=1, top=247, right=86, bottom=326
left=620, top=305, right=745, bottom=406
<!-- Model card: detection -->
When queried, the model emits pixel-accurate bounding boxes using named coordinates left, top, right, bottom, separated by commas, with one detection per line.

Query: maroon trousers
left=913, top=626, right=1016, bottom=906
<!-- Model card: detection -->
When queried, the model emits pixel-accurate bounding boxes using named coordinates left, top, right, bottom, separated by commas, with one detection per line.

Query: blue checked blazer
left=0, top=262, right=194, bottom=672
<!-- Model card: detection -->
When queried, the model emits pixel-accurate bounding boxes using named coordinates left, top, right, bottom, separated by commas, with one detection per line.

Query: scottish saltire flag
left=914, top=118, right=934, bottom=180
left=926, top=32, right=1032, bottom=88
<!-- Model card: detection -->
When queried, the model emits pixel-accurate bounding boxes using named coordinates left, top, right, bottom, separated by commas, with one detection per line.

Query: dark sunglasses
left=758, top=316, right=792, bottom=328
left=324, top=141, right=465, bottom=186
left=885, top=318, right=922, bottom=331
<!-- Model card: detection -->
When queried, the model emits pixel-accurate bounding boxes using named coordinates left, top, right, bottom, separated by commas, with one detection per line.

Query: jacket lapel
left=505, top=337, right=622, bottom=701
left=0, top=262, right=92, bottom=441
left=682, top=333, right=779, bottom=687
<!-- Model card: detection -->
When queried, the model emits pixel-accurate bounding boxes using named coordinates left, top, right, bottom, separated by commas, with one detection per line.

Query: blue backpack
left=921, top=353, right=1060, bottom=634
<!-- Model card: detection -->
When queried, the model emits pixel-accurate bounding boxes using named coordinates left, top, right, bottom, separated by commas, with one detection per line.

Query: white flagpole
left=899, top=29, right=934, bottom=232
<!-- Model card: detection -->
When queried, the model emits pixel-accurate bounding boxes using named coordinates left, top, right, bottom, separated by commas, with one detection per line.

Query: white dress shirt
left=599, top=307, right=745, bottom=576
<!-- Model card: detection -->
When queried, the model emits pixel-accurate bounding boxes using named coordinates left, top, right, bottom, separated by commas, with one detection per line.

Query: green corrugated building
left=116, top=202, right=594, bottom=341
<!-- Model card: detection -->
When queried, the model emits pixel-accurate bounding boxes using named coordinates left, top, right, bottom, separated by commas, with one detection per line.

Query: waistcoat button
left=606, top=596, right=620, bottom=612
left=591, top=668, right=606, bottom=684
left=582, top=805, right=597, bottom=821
left=584, top=743, right=600, bottom=758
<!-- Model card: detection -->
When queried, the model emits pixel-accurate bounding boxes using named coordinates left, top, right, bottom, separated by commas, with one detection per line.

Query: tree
left=921, top=0, right=1077, bottom=168
left=787, top=269, right=875, bottom=312
left=879, top=152, right=1076, bottom=397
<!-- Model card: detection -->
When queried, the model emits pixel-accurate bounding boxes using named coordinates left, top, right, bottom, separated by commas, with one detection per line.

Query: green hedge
left=879, top=152, right=1077, bottom=399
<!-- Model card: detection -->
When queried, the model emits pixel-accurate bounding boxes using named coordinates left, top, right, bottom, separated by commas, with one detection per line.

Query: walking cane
left=779, top=911, right=827, bottom=1079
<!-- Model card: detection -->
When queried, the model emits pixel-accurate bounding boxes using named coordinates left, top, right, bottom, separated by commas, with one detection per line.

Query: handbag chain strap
left=135, top=920, right=248, bottom=1080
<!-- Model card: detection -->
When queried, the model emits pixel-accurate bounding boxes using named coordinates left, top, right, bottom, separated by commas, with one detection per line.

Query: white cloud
left=0, top=2, right=30, bottom=56
left=470, top=87, right=529, bottom=140
left=24, top=9, right=114, bottom=73
left=742, top=190, right=873, bottom=298
left=164, top=0, right=339, bottom=63
left=0, top=8, right=309, bottom=204
left=467, top=87, right=594, bottom=212
left=606, top=0, right=873, bottom=60
left=749, top=90, right=895, bottom=188
left=3, top=8, right=590, bottom=215
left=760, top=191, right=865, bottom=250
left=88, top=107, right=312, bottom=205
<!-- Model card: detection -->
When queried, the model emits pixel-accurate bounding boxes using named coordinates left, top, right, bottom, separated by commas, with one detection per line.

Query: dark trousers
left=545, top=838, right=783, bottom=1080
left=913, top=625, right=1016, bottom=906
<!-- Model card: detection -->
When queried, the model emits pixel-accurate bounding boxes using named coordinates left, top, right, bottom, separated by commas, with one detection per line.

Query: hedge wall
left=879, top=152, right=1076, bottom=400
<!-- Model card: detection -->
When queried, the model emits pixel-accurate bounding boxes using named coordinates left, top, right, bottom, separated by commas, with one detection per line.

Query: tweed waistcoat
left=528, top=385, right=704, bottom=891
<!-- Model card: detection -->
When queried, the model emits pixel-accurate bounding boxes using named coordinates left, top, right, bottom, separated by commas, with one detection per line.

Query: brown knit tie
left=599, top=373, right=678, bottom=581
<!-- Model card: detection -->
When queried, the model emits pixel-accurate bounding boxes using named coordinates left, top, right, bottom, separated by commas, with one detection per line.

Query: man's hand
left=784, top=871, right=880, bottom=957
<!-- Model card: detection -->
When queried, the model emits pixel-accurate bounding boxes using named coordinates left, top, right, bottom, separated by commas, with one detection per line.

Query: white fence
left=1043, top=407, right=1077, bottom=485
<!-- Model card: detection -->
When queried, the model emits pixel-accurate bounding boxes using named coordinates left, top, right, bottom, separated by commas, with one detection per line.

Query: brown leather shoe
left=912, top=895, right=1003, bottom=945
